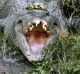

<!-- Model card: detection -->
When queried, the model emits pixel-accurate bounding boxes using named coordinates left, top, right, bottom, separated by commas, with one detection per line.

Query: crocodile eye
left=17, top=19, right=22, bottom=24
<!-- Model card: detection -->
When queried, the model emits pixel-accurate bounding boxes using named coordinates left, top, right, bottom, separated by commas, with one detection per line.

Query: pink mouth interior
left=24, top=25, right=51, bottom=54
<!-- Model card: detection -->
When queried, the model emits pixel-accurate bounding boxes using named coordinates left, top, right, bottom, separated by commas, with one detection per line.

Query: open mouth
left=23, top=19, right=51, bottom=61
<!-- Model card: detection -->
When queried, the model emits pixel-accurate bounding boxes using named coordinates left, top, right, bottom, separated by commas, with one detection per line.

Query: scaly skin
left=0, top=0, right=68, bottom=61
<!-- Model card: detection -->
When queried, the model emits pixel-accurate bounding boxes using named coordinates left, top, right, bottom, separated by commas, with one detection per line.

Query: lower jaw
left=26, top=50, right=43, bottom=61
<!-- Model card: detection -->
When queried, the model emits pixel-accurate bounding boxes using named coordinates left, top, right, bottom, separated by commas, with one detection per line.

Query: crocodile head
left=16, top=2, right=57, bottom=62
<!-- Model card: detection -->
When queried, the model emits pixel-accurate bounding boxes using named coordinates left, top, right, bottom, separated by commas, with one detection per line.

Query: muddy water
left=0, top=43, right=33, bottom=74
left=0, top=54, right=33, bottom=74
left=0, top=52, right=33, bottom=74
left=0, top=61, right=32, bottom=74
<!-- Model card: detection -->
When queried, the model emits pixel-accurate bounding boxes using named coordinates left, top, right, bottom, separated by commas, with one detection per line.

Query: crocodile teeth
left=28, top=23, right=34, bottom=31
left=29, top=25, right=34, bottom=31
left=42, top=24, right=48, bottom=31
left=43, top=23, right=50, bottom=33
left=33, top=19, right=40, bottom=26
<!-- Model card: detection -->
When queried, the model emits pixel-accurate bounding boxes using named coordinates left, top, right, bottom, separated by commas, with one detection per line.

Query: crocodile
left=0, top=0, right=67, bottom=62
